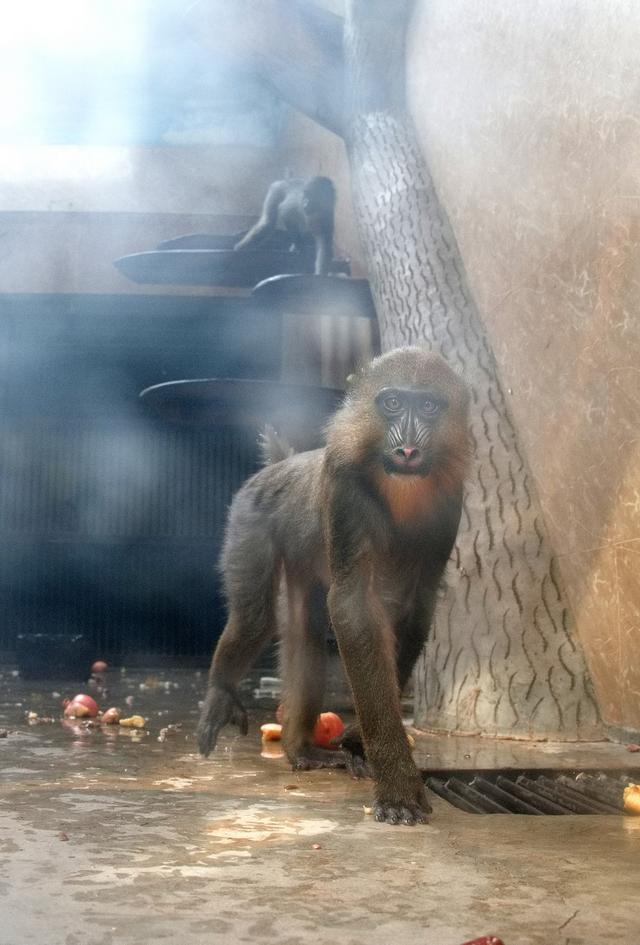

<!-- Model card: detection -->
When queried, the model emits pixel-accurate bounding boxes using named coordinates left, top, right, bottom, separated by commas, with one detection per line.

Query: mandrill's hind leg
left=280, top=581, right=345, bottom=771
left=197, top=531, right=279, bottom=757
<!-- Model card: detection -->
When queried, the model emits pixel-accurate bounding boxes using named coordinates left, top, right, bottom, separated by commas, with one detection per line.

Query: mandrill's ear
left=345, top=362, right=367, bottom=392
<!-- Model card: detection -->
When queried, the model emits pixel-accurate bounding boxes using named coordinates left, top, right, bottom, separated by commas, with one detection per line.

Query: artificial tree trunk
left=194, top=0, right=602, bottom=739
left=343, top=0, right=600, bottom=739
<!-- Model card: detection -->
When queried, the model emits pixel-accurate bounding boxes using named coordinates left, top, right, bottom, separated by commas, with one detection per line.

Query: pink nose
left=401, top=447, right=419, bottom=460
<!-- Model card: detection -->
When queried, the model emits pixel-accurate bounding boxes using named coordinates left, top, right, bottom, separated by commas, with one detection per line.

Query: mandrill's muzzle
left=386, top=446, right=433, bottom=476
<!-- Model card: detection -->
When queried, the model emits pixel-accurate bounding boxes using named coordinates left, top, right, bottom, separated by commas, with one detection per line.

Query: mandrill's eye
left=422, top=399, right=440, bottom=415
left=383, top=395, right=402, bottom=412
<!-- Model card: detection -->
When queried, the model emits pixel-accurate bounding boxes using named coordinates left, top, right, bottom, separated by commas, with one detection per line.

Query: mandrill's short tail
left=258, top=424, right=295, bottom=466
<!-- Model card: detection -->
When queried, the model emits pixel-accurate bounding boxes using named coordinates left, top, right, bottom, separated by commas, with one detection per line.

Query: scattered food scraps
left=26, top=713, right=56, bottom=724
left=64, top=703, right=92, bottom=719
left=260, top=743, right=284, bottom=760
left=91, top=660, right=108, bottom=674
left=0, top=729, right=8, bottom=738
left=312, top=712, right=344, bottom=748
left=158, top=723, right=182, bottom=743
left=626, top=744, right=640, bottom=753
left=119, top=715, right=146, bottom=729
left=284, top=784, right=299, bottom=791
left=261, top=711, right=346, bottom=748
left=100, top=707, right=121, bottom=725
left=64, top=694, right=99, bottom=718
left=59, top=832, right=70, bottom=842
left=623, top=783, right=640, bottom=814
left=311, top=843, right=322, bottom=850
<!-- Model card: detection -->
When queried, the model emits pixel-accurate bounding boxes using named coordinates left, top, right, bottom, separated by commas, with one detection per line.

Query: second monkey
left=234, top=176, right=336, bottom=276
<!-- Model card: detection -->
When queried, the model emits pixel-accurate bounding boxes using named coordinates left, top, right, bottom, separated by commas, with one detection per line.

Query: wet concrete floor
left=1, top=666, right=639, bottom=945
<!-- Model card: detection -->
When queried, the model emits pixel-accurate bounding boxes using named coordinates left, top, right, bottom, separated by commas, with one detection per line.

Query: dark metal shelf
left=140, top=377, right=343, bottom=449
left=114, top=248, right=351, bottom=288
left=156, top=233, right=239, bottom=251
left=252, top=273, right=377, bottom=317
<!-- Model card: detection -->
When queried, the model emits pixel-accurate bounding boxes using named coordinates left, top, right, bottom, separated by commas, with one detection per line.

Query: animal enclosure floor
left=1, top=667, right=638, bottom=945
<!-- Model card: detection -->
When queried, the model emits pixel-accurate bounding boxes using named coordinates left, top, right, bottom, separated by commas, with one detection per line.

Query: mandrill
left=197, top=347, right=470, bottom=825
left=234, top=176, right=335, bottom=276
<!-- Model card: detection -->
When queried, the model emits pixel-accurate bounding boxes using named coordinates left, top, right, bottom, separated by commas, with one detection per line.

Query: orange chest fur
left=373, top=472, right=439, bottom=525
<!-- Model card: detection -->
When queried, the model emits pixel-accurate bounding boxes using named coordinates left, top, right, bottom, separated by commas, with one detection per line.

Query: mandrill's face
left=325, top=347, right=469, bottom=486
left=374, top=386, right=450, bottom=477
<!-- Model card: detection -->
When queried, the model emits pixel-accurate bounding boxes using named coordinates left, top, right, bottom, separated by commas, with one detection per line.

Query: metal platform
left=140, top=377, right=344, bottom=449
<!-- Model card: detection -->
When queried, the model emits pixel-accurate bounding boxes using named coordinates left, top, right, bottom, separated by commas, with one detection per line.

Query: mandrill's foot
left=332, top=724, right=372, bottom=779
left=373, top=777, right=432, bottom=826
left=196, top=682, right=248, bottom=757
left=290, top=745, right=346, bottom=771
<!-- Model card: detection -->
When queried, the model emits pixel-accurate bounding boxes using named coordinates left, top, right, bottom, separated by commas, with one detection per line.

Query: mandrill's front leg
left=333, top=584, right=438, bottom=783
left=326, top=550, right=430, bottom=825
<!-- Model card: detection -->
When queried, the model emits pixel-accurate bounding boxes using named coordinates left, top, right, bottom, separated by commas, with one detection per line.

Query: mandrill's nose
left=388, top=445, right=428, bottom=473
left=395, top=446, right=420, bottom=461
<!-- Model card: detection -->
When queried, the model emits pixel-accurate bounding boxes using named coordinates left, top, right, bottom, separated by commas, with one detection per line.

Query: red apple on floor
left=313, top=712, right=344, bottom=748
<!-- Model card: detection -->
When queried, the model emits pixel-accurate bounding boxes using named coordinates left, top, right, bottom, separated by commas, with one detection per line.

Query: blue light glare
left=0, top=0, right=281, bottom=146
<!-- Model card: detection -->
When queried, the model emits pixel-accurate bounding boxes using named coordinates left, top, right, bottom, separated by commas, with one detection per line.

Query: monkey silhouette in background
left=197, top=347, right=470, bottom=825
left=234, top=176, right=336, bottom=276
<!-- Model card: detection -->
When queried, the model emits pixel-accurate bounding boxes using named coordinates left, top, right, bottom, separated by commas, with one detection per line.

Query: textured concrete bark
left=344, top=0, right=601, bottom=738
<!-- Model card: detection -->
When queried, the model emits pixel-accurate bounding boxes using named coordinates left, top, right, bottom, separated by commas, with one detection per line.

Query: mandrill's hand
left=196, top=683, right=248, bottom=757
left=373, top=773, right=432, bottom=826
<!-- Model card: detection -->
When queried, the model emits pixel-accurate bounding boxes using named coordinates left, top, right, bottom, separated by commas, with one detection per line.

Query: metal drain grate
left=425, top=771, right=636, bottom=815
